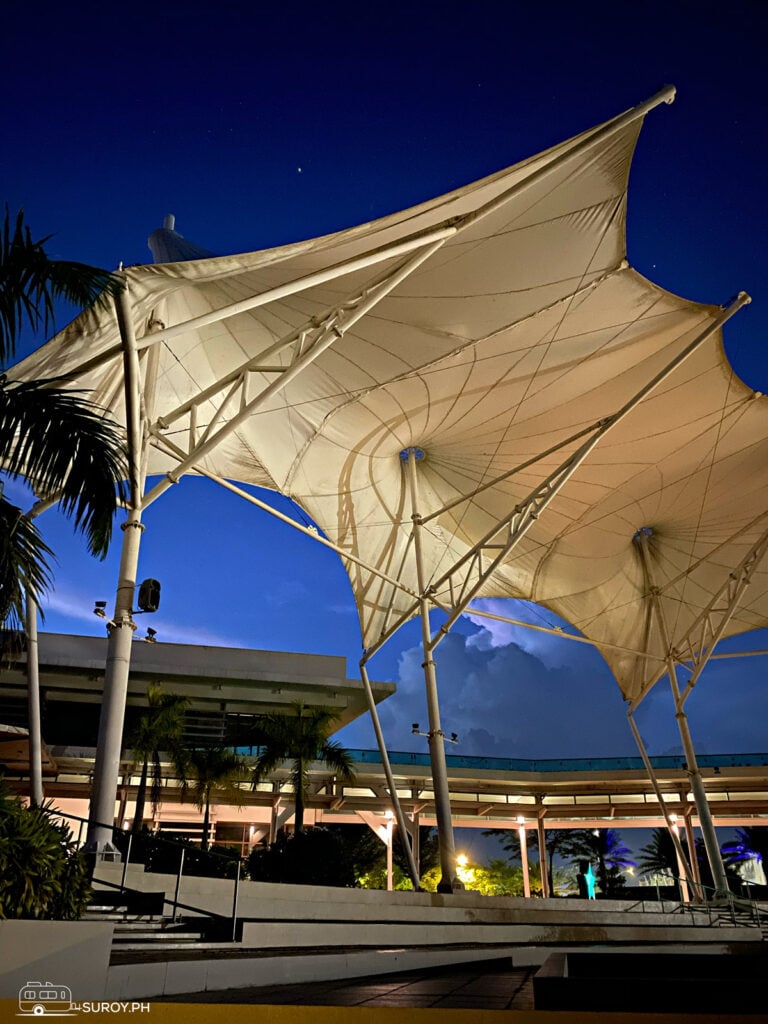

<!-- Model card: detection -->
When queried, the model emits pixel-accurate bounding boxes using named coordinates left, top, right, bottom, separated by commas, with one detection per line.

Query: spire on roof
left=147, top=215, right=215, bottom=263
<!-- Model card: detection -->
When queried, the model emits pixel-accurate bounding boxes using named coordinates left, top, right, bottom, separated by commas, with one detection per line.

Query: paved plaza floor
left=156, top=959, right=536, bottom=1010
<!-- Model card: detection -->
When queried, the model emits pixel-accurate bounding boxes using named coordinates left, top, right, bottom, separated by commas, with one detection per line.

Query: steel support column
left=537, top=810, right=550, bottom=898
left=405, top=448, right=460, bottom=892
left=87, top=282, right=147, bottom=853
left=636, top=533, right=729, bottom=895
left=519, top=820, right=531, bottom=898
left=25, top=593, right=43, bottom=806
left=684, top=809, right=703, bottom=890
left=360, top=662, right=421, bottom=889
left=627, top=709, right=698, bottom=896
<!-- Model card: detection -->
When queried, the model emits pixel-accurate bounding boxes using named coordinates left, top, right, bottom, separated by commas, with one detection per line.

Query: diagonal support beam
left=57, top=226, right=459, bottom=383
left=675, top=525, right=768, bottom=706
left=148, top=432, right=421, bottom=603
left=626, top=709, right=699, bottom=901
left=629, top=520, right=768, bottom=712
left=426, top=293, right=750, bottom=653
left=359, top=662, right=421, bottom=890
left=155, top=240, right=448, bottom=433
left=142, top=237, right=448, bottom=510
left=635, top=531, right=729, bottom=896
left=362, top=293, right=752, bottom=665
left=405, top=448, right=460, bottom=892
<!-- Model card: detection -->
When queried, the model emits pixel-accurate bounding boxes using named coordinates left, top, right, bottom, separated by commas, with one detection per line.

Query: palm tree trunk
left=294, top=761, right=305, bottom=834
left=132, top=758, right=149, bottom=835
left=201, top=791, right=211, bottom=852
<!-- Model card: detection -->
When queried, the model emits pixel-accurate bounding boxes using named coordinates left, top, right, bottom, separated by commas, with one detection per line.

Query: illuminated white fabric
left=11, top=101, right=768, bottom=702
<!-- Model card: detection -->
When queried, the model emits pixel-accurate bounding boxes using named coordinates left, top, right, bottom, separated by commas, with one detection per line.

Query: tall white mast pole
left=404, top=447, right=460, bottom=892
left=86, top=281, right=146, bottom=854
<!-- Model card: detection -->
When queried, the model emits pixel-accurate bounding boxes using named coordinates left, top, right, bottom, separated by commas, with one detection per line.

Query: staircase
left=87, top=886, right=226, bottom=964
left=679, top=899, right=768, bottom=940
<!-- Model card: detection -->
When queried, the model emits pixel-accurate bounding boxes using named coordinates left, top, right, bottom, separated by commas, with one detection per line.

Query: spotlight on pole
left=93, top=600, right=116, bottom=628
left=144, top=627, right=158, bottom=644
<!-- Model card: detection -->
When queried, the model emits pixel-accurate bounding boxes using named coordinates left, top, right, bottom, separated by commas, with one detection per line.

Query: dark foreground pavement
left=155, top=959, right=537, bottom=1010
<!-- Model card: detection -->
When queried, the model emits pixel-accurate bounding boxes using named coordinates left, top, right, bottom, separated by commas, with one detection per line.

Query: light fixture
left=456, top=853, right=468, bottom=867
left=412, top=722, right=459, bottom=744
left=93, top=601, right=116, bottom=628
left=516, top=815, right=526, bottom=825
left=144, top=627, right=158, bottom=644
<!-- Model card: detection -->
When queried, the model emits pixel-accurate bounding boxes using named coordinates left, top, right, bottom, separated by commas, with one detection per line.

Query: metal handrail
left=638, top=872, right=768, bottom=929
left=47, top=807, right=244, bottom=940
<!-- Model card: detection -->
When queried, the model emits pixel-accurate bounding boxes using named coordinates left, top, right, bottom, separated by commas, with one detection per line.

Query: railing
left=48, top=809, right=245, bottom=942
left=622, top=873, right=768, bottom=931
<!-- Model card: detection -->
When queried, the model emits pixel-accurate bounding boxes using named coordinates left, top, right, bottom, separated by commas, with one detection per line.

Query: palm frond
left=182, top=745, right=248, bottom=812
left=0, top=496, right=53, bottom=629
left=317, top=739, right=357, bottom=782
left=0, top=208, right=123, bottom=364
left=0, top=377, right=127, bottom=557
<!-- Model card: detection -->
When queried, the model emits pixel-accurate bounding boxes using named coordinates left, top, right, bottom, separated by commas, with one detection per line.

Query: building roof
left=1, top=632, right=394, bottom=734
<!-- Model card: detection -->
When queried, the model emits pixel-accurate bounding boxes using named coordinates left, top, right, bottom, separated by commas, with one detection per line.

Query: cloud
left=464, top=597, right=584, bottom=670
left=343, top=629, right=634, bottom=760
left=38, top=584, right=248, bottom=649
left=339, top=612, right=768, bottom=761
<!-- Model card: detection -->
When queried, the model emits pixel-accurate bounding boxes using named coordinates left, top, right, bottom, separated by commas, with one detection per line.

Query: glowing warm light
left=385, top=810, right=394, bottom=820
left=516, top=815, right=525, bottom=825
left=670, top=814, right=678, bottom=824
left=456, top=854, right=468, bottom=867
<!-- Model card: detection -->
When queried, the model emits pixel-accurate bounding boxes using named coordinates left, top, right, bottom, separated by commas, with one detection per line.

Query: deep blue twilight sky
left=3, top=1, right=768, bottom=794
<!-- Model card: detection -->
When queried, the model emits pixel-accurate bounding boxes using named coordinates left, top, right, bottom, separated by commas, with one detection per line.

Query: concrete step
left=86, top=909, right=163, bottom=920
left=112, top=919, right=194, bottom=930
left=112, top=931, right=203, bottom=944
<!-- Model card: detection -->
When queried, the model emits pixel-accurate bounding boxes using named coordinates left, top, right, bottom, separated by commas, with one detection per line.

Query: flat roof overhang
left=0, top=632, right=395, bottom=731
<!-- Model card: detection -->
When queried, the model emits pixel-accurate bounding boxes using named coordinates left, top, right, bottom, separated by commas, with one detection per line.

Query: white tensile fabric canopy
left=11, top=88, right=768, bottom=714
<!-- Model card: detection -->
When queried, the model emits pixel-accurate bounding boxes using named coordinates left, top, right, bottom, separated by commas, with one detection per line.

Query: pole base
left=437, top=876, right=465, bottom=894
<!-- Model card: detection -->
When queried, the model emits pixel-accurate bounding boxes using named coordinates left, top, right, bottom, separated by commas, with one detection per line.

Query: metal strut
left=87, top=280, right=151, bottom=855
left=676, top=525, right=768, bottom=706
left=404, top=448, right=461, bottom=892
left=635, top=530, right=730, bottom=896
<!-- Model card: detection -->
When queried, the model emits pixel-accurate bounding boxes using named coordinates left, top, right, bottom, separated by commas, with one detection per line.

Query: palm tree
left=181, top=745, right=248, bottom=851
left=0, top=208, right=126, bottom=628
left=580, top=828, right=636, bottom=895
left=127, top=685, right=190, bottom=835
left=251, top=704, right=356, bottom=833
left=484, top=826, right=588, bottom=892
left=637, top=827, right=679, bottom=879
left=721, top=827, right=768, bottom=875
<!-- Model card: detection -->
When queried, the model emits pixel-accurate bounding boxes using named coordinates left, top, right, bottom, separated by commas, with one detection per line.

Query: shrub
left=0, top=792, right=91, bottom=919
left=248, top=828, right=356, bottom=887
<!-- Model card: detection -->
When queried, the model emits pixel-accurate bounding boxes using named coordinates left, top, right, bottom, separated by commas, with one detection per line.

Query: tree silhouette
left=251, top=704, right=356, bottom=833
left=721, top=827, right=768, bottom=876
left=0, top=208, right=126, bottom=628
left=484, top=826, right=589, bottom=892
left=127, top=685, right=189, bottom=834
left=181, top=745, right=248, bottom=851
